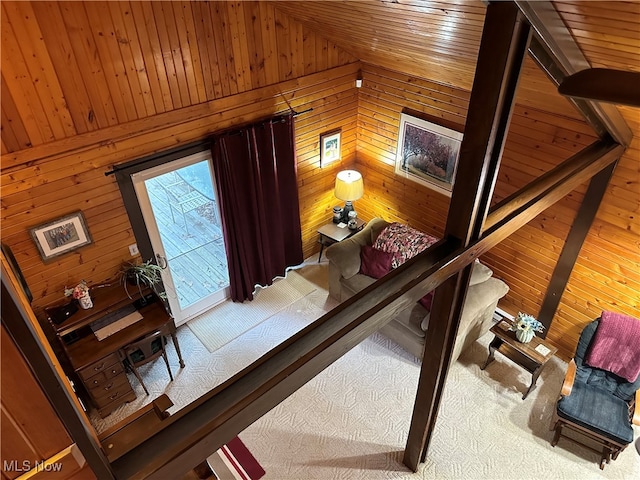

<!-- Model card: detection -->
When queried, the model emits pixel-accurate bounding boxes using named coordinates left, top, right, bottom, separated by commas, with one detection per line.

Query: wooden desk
left=47, top=284, right=184, bottom=418
left=481, top=320, right=558, bottom=400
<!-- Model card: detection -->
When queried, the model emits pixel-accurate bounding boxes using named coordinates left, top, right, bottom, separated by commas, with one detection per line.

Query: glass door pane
left=132, top=151, right=229, bottom=326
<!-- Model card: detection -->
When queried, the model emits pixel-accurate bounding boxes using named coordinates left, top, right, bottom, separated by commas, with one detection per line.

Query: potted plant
left=119, top=260, right=165, bottom=300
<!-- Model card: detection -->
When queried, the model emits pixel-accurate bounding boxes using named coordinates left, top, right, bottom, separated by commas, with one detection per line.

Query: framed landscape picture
left=395, top=113, right=463, bottom=197
left=30, top=211, right=92, bottom=261
left=320, top=130, right=341, bottom=166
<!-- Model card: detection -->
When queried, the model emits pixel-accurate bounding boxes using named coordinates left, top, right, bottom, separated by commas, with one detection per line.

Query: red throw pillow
left=360, top=245, right=393, bottom=279
left=418, top=291, right=434, bottom=312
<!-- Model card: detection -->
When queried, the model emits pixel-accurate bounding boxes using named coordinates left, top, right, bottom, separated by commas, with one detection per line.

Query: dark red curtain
left=211, top=114, right=303, bottom=302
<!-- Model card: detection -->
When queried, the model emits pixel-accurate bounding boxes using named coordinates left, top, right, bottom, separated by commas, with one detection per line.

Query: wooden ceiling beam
left=516, top=1, right=632, bottom=146
left=404, top=1, right=532, bottom=470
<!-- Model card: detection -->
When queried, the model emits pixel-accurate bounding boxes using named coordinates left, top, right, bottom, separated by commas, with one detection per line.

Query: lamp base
left=341, top=201, right=354, bottom=223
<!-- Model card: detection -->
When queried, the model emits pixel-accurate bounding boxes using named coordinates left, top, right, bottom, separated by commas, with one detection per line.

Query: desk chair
left=121, top=327, right=173, bottom=396
left=552, top=314, right=640, bottom=469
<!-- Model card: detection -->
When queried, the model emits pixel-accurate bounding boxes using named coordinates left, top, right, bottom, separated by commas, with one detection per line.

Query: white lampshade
left=334, top=170, right=364, bottom=201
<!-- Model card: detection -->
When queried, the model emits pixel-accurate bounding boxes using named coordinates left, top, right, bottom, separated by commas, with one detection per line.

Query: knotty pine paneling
left=0, top=1, right=356, bottom=151
left=0, top=2, right=359, bottom=318
left=355, top=61, right=639, bottom=360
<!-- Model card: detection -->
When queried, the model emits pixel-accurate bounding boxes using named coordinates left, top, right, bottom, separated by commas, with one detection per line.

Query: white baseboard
left=493, top=306, right=514, bottom=323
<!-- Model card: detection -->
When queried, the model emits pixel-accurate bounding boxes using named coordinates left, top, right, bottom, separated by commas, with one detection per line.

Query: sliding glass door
left=132, top=151, right=229, bottom=326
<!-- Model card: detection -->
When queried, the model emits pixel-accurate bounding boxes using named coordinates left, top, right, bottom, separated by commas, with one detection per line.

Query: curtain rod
left=292, top=107, right=313, bottom=117
left=104, top=108, right=313, bottom=177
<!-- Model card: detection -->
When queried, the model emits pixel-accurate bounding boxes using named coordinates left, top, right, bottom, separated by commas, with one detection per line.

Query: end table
left=317, top=218, right=365, bottom=262
left=481, top=320, right=558, bottom=400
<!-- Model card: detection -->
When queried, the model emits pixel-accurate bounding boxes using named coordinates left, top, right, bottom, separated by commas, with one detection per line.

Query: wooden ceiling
left=274, top=1, right=640, bottom=116
left=272, top=0, right=486, bottom=90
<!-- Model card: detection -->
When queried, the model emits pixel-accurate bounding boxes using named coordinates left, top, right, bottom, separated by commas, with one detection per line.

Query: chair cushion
left=127, top=338, right=163, bottom=364
left=418, top=291, right=434, bottom=311
left=557, top=382, right=634, bottom=445
left=360, top=245, right=393, bottom=279
left=469, top=260, right=493, bottom=286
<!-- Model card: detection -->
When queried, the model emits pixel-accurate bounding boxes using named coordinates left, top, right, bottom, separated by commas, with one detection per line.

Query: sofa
left=325, top=218, right=509, bottom=360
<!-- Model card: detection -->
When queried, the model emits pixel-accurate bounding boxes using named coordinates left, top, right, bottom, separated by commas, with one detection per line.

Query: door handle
left=156, top=253, right=168, bottom=269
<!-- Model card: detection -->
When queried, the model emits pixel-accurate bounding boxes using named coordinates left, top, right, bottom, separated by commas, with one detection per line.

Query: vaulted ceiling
left=273, top=0, right=640, bottom=128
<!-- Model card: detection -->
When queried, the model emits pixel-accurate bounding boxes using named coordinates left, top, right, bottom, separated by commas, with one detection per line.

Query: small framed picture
left=320, top=130, right=341, bottom=166
left=395, top=113, right=463, bottom=197
left=30, top=211, right=92, bottom=261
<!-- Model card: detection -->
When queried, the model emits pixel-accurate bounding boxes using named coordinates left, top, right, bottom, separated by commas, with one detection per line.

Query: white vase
left=515, top=328, right=535, bottom=344
left=78, top=294, right=93, bottom=309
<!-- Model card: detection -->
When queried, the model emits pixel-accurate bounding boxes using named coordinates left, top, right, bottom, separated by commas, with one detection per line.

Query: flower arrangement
left=510, top=312, right=545, bottom=333
left=64, top=280, right=90, bottom=299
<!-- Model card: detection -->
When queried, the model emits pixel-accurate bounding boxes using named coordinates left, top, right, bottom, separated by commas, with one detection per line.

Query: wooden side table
left=317, top=218, right=366, bottom=262
left=481, top=319, right=558, bottom=399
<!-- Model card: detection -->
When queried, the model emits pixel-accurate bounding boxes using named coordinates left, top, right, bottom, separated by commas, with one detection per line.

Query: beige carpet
left=187, top=270, right=316, bottom=352
left=90, top=257, right=640, bottom=478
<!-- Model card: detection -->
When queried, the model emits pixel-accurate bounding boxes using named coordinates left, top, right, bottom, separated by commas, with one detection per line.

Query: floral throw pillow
left=372, top=223, right=439, bottom=269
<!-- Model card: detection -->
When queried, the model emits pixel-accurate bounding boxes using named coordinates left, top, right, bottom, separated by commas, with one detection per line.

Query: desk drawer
left=97, top=389, right=137, bottom=418
left=92, top=376, right=134, bottom=409
left=78, top=353, right=120, bottom=381
left=88, top=372, right=129, bottom=399
left=84, top=363, right=125, bottom=389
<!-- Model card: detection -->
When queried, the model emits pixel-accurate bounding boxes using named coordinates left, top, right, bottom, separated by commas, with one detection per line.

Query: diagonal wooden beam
left=484, top=139, right=619, bottom=231
left=536, top=160, right=619, bottom=336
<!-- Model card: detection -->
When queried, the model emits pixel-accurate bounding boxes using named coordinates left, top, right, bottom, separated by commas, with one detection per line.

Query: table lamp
left=334, top=170, right=364, bottom=222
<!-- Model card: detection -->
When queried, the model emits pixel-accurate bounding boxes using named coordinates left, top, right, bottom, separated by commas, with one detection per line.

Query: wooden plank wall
left=0, top=1, right=358, bottom=315
left=355, top=60, right=640, bottom=360
left=1, top=325, right=94, bottom=480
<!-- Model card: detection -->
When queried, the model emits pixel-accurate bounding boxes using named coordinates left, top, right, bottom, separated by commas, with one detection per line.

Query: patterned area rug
left=187, top=270, right=316, bottom=353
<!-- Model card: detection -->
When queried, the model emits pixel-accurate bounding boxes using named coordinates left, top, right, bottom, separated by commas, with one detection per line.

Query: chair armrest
left=633, top=389, right=640, bottom=426
left=561, top=359, right=577, bottom=397
left=325, top=218, right=388, bottom=279
left=325, top=236, right=365, bottom=279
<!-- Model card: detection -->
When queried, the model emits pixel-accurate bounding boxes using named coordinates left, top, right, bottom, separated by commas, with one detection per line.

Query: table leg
left=318, top=243, right=324, bottom=263
left=170, top=331, right=185, bottom=368
left=481, top=336, right=502, bottom=370
left=522, top=364, right=543, bottom=399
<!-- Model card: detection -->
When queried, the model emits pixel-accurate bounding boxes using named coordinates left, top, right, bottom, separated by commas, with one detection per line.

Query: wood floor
left=145, top=172, right=229, bottom=309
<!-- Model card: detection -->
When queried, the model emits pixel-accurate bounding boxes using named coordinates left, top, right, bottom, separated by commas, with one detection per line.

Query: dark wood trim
left=536, top=160, right=619, bottom=336
left=558, top=69, right=640, bottom=108
left=516, top=1, right=632, bottom=146
left=484, top=138, right=618, bottom=231
left=1, top=262, right=115, bottom=480
left=113, top=140, right=212, bottom=263
left=404, top=2, right=532, bottom=470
